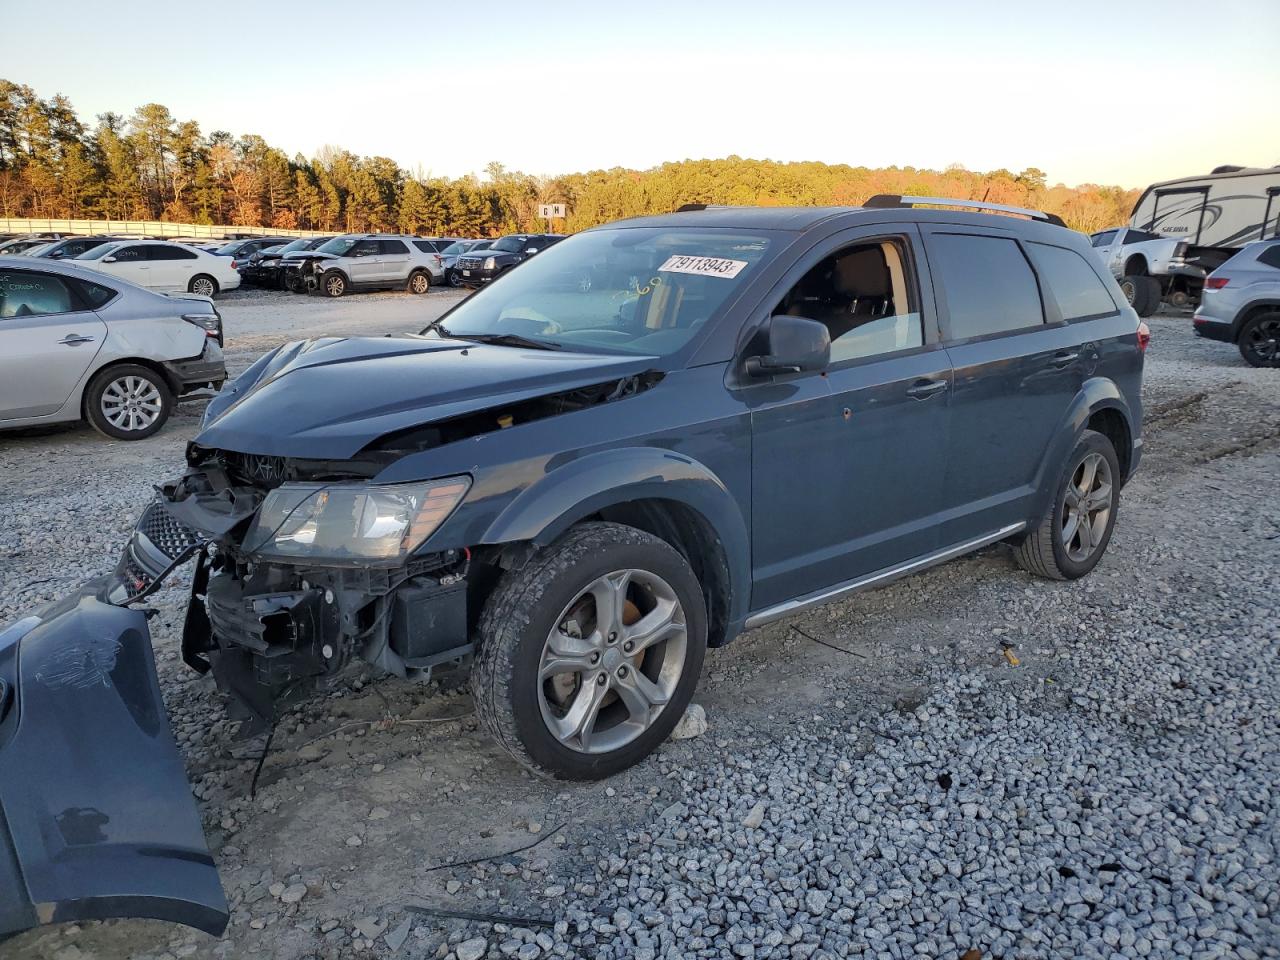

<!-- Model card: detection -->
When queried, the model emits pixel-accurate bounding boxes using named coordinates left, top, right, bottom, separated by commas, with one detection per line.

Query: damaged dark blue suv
left=0, top=197, right=1146, bottom=937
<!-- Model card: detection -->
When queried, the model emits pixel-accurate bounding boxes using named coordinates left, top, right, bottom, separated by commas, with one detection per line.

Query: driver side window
left=774, top=239, right=923, bottom=364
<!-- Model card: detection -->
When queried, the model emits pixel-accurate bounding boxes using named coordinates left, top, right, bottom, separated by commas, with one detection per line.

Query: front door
left=0, top=267, right=107, bottom=420
left=921, top=227, right=1088, bottom=544
left=346, top=238, right=382, bottom=285
left=745, top=226, right=952, bottom=610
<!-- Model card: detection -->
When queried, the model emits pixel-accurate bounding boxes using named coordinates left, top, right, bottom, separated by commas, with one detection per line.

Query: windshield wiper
left=445, top=332, right=562, bottom=351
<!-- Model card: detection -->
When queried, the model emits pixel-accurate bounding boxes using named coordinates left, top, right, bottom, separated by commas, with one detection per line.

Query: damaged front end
left=133, top=447, right=475, bottom=734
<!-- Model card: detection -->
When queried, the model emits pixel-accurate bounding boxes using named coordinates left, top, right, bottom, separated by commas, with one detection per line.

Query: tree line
left=0, top=80, right=1139, bottom=237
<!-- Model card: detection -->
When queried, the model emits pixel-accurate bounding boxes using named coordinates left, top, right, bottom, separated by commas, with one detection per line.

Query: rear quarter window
left=930, top=233, right=1044, bottom=340
left=1257, top=245, right=1280, bottom=269
left=1028, top=242, right=1118, bottom=319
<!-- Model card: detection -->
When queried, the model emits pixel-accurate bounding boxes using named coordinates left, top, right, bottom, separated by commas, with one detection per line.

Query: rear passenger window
left=151, top=245, right=197, bottom=260
left=1028, top=243, right=1118, bottom=320
left=931, top=234, right=1043, bottom=340
left=1257, top=246, right=1280, bottom=269
left=0, top=269, right=77, bottom=318
left=381, top=239, right=410, bottom=255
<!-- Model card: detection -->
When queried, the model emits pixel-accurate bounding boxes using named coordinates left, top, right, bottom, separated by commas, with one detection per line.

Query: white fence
left=0, top=218, right=329, bottom=240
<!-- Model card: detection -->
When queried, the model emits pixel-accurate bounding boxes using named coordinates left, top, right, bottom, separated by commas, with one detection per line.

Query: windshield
left=214, top=241, right=245, bottom=255
left=277, top=239, right=311, bottom=253
left=306, top=236, right=331, bottom=249
left=22, top=242, right=56, bottom=256
left=441, top=240, right=474, bottom=256
left=491, top=236, right=529, bottom=253
left=76, top=242, right=121, bottom=260
left=426, top=227, right=772, bottom=356
left=316, top=236, right=360, bottom=255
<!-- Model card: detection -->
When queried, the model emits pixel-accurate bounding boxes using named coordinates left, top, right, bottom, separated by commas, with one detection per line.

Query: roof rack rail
left=863, top=194, right=1066, bottom=227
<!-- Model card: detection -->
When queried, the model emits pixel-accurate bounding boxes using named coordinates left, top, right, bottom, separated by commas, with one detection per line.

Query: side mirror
left=49, top=250, right=64, bottom=259
left=745, top=315, right=830, bottom=377
left=101, top=256, right=117, bottom=263
left=526, top=247, right=539, bottom=254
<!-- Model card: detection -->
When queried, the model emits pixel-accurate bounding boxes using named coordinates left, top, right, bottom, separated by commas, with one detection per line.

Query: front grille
left=225, top=452, right=292, bottom=488
left=119, top=549, right=154, bottom=599
left=457, top=257, right=483, bottom=270
left=140, top=502, right=202, bottom=560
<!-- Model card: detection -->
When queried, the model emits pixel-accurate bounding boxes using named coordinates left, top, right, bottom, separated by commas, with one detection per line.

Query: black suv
left=455, top=232, right=564, bottom=286
left=0, top=196, right=1146, bottom=938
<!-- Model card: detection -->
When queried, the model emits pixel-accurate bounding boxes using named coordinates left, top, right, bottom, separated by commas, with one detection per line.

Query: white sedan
left=75, top=239, right=241, bottom=298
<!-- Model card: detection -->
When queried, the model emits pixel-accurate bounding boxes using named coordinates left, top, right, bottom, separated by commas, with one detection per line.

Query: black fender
left=1028, top=378, right=1138, bottom=522
left=478, top=447, right=751, bottom=632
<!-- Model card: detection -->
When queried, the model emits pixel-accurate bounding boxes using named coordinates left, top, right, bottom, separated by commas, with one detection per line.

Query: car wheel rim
left=411, top=274, right=428, bottom=293
left=1244, top=319, right=1280, bottom=363
left=1060, top=452, right=1112, bottom=563
left=101, top=375, right=162, bottom=432
left=1120, top=280, right=1136, bottom=304
left=192, top=277, right=214, bottom=296
left=326, top=276, right=343, bottom=296
left=538, top=568, right=687, bottom=755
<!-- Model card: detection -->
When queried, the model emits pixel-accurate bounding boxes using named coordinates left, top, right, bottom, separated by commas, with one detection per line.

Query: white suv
left=75, top=239, right=241, bottom=298
left=305, top=234, right=441, bottom=297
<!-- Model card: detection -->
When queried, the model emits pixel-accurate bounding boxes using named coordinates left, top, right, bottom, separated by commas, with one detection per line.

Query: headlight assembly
left=243, top=477, right=470, bottom=564
left=483, top=257, right=496, bottom=270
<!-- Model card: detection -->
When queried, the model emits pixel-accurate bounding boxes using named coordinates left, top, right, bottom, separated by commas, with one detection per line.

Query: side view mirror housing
left=101, top=256, right=117, bottom=263
left=745, top=315, right=831, bottom=377
left=48, top=250, right=64, bottom=259
left=526, top=247, right=539, bottom=254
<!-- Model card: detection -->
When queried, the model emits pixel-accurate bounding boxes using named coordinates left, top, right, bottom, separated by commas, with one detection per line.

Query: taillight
left=1174, top=241, right=1188, bottom=258
left=433, top=254, right=443, bottom=265
left=230, top=259, right=238, bottom=270
left=1205, top=276, right=1229, bottom=290
left=1137, top=320, right=1151, bottom=352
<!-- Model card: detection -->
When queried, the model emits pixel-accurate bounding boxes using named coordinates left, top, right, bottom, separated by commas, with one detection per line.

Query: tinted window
left=1029, top=243, right=1118, bottom=320
left=113, top=246, right=149, bottom=262
left=150, top=244, right=197, bottom=260
left=70, top=276, right=118, bottom=308
left=1257, top=245, right=1280, bottom=269
left=1091, top=230, right=1117, bottom=247
left=0, top=269, right=77, bottom=318
left=1123, top=230, right=1159, bottom=244
left=931, top=234, right=1043, bottom=339
left=775, top=239, right=923, bottom=363
left=350, top=240, right=380, bottom=257
left=491, top=236, right=528, bottom=253
left=381, top=239, right=410, bottom=255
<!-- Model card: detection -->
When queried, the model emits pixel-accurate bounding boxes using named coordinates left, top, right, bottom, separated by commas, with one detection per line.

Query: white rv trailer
left=1129, top=165, right=1280, bottom=271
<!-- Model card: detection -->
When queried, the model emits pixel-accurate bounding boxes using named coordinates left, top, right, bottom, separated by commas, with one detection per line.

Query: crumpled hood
left=197, top=336, right=657, bottom=459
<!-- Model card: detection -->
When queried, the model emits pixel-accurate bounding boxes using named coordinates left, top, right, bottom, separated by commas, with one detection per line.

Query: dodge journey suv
left=0, top=197, right=1146, bottom=937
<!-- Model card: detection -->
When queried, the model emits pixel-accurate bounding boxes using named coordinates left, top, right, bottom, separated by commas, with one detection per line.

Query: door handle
left=906, top=378, right=948, bottom=399
left=1049, top=351, right=1079, bottom=368
left=59, top=334, right=96, bottom=346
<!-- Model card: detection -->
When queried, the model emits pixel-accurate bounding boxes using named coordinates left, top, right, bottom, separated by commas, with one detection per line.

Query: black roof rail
left=864, top=194, right=1067, bottom=227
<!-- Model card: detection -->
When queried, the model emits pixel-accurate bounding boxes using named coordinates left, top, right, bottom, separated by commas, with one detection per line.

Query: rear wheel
left=1120, top=275, right=1160, bottom=317
left=84, top=364, right=173, bottom=441
left=473, top=522, right=708, bottom=780
left=188, top=274, right=218, bottom=298
left=1015, top=429, right=1120, bottom=580
left=1167, top=288, right=1190, bottom=309
left=407, top=270, right=431, bottom=294
left=1237, top=311, right=1280, bottom=367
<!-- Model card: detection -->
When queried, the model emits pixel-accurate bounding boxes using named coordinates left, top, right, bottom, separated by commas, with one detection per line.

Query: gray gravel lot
left=2, top=291, right=1277, bottom=960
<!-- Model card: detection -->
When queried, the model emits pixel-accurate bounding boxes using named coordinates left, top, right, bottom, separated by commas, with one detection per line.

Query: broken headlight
left=242, top=477, right=470, bottom=563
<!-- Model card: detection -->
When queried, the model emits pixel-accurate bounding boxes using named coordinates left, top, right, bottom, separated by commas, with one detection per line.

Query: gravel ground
left=2, top=293, right=1278, bottom=960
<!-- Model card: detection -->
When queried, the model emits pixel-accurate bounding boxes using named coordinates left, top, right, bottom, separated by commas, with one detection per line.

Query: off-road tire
left=84, top=363, right=173, bottom=441
left=1237, top=311, right=1280, bottom=368
left=1120, top=275, right=1160, bottom=317
left=472, top=522, right=708, bottom=780
left=407, top=270, right=431, bottom=294
left=1015, top=429, right=1121, bottom=581
left=188, top=274, right=218, bottom=298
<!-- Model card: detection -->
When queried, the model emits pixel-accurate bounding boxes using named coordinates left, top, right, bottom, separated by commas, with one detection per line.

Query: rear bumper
left=164, top=341, right=227, bottom=397
left=1192, top=314, right=1234, bottom=343
left=0, top=590, right=228, bottom=938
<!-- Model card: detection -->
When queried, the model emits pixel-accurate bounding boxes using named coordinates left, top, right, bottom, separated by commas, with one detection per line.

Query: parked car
left=1192, top=239, right=1280, bottom=367
left=25, top=235, right=115, bottom=260
left=75, top=240, right=241, bottom=297
left=0, top=236, right=59, bottom=256
left=0, top=196, right=1152, bottom=940
left=211, top=236, right=292, bottom=259
left=0, top=256, right=225, bottom=440
left=440, top=238, right=494, bottom=286
left=1090, top=227, right=1202, bottom=314
left=243, top=236, right=334, bottom=289
left=303, top=233, right=440, bottom=296
left=454, top=233, right=564, bottom=286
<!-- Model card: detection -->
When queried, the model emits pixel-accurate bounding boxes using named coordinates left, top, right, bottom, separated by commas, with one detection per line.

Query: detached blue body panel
left=0, top=592, right=228, bottom=938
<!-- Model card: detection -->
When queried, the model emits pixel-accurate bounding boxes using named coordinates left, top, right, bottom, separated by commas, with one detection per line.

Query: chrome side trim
left=744, top=522, right=1026, bottom=630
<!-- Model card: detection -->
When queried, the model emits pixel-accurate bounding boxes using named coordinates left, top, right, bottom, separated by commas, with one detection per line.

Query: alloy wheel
left=1060, top=451, right=1113, bottom=563
left=191, top=276, right=215, bottom=297
left=538, top=568, right=688, bottom=754
left=410, top=273, right=430, bottom=293
left=1242, top=316, right=1280, bottom=365
left=324, top=274, right=345, bottom=297
left=101, top=375, right=163, bottom=433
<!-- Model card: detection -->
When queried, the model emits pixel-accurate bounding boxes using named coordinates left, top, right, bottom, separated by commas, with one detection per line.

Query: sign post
left=538, top=203, right=566, bottom=233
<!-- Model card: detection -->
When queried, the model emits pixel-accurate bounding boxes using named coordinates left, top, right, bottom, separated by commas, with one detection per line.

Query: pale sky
left=6, top=0, right=1278, bottom=189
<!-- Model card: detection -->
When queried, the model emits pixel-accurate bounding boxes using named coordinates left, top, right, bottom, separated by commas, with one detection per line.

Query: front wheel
left=188, top=274, right=218, bottom=298
left=84, top=364, right=173, bottom=441
left=472, top=522, right=707, bottom=780
left=1237, top=312, right=1280, bottom=368
left=321, top=271, right=346, bottom=298
left=1014, top=429, right=1120, bottom=580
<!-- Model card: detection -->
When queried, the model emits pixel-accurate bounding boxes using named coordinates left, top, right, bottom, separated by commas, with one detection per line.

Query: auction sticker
left=658, top=255, right=748, bottom=279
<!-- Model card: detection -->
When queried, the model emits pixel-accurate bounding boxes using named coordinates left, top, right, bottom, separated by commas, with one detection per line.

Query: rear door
left=922, top=227, right=1089, bottom=544
left=147, top=244, right=197, bottom=291
left=379, top=238, right=412, bottom=282
left=0, top=267, right=108, bottom=420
